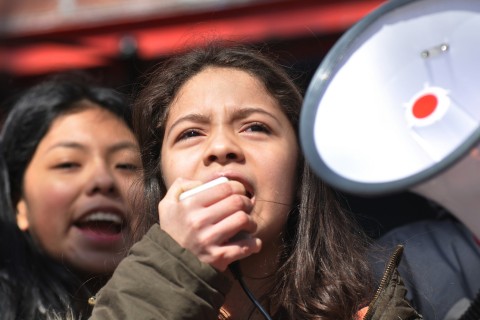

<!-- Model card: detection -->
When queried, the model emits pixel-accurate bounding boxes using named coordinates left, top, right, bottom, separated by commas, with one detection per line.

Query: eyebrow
left=231, top=107, right=282, bottom=126
left=46, top=141, right=139, bottom=154
left=166, top=113, right=211, bottom=138
left=166, top=107, right=281, bottom=137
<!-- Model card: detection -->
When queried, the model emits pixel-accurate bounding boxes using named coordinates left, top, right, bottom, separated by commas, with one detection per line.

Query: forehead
left=57, top=105, right=118, bottom=126
left=167, top=66, right=279, bottom=118
left=41, top=105, right=132, bottom=145
left=180, top=66, right=265, bottom=93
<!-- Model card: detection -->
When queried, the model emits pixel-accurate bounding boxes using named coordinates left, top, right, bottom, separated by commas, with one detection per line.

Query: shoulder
left=381, top=217, right=462, bottom=239
left=365, top=246, right=423, bottom=319
left=377, top=217, right=479, bottom=265
left=91, top=225, right=231, bottom=320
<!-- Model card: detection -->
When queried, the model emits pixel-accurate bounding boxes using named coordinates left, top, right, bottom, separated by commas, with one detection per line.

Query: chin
left=70, top=254, right=124, bottom=276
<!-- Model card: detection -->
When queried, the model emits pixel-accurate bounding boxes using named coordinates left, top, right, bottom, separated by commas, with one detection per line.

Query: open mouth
left=224, top=177, right=254, bottom=199
left=75, top=212, right=124, bottom=235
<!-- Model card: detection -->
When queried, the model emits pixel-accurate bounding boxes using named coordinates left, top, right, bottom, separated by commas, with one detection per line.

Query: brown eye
left=177, top=129, right=202, bottom=141
left=244, top=122, right=271, bottom=134
left=116, top=163, right=138, bottom=171
left=55, top=162, right=80, bottom=169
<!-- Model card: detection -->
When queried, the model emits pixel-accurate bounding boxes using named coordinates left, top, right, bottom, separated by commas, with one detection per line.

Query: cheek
left=255, top=152, right=298, bottom=242
left=160, top=144, right=176, bottom=188
left=160, top=157, right=176, bottom=188
left=266, top=149, right=298, bottom=199
left=24, top=181, right=77, bottom=228
left=160, top=151, right=196, bottom=188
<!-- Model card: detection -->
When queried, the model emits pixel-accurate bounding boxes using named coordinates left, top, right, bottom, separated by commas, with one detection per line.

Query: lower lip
left=73, top=226, right=126, bottom=247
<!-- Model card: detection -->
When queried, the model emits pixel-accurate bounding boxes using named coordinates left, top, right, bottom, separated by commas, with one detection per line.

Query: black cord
left=229, top=261, right=273, bottom=320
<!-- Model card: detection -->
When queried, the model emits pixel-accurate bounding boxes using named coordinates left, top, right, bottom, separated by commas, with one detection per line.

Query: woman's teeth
left=82, top=212, right=123, bottom=224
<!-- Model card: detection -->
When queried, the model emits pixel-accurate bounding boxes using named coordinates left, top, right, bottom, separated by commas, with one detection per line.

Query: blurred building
left=0, top=0, right=439, bottom=237
left=0, top=0, right=384, bottom=106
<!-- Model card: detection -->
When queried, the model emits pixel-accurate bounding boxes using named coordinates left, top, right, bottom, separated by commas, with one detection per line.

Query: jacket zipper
left=362, top=245, right=404, bottom=320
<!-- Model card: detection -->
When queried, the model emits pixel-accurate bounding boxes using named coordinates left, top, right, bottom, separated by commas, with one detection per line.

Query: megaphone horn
left=300, top=0, right=480, bottom=196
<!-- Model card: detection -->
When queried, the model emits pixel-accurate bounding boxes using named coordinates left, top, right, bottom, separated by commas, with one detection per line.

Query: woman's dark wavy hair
left=0, top=73, right=132, bottom=320
left=132, top=41, right=374, bottom=320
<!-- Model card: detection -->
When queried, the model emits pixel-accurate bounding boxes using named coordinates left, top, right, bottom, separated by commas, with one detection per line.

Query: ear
left=16, top=199, right=30, bottom=231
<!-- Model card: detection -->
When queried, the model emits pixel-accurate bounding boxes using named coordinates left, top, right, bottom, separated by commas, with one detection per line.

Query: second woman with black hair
left=0, top=75, right=142, bottom=319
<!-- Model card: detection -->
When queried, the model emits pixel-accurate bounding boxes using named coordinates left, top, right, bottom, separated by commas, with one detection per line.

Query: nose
left=203, top=129, right=245, bottom=165
left=86, top=162, right=118, bottom=196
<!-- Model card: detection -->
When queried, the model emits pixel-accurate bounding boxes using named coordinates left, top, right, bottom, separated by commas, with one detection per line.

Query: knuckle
left=196, top=236, right=210, bottom=250
left=186, top=215, right=206, bottom=232
left=219, top=182, right=235, bottom=196
left=203, top=253, right=222, bottom=266
left=236, top=213, right=250, bottom=227
left=229, top=194, right=246, bottom=208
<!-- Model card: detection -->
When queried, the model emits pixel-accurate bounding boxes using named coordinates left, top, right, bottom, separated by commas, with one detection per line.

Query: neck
left=221, top=241, right=279, bottom=320
left=80, top=273, right=111, bottom=293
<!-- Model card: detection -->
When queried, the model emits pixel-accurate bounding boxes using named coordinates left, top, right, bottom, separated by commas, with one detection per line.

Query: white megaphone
left=300, top=0, right=480, bottom=238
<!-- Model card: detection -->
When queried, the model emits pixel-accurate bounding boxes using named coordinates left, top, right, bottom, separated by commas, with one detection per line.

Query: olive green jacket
left=89, top=225, right=422, bottom=320
left=363, top=245, right=423, bottom=320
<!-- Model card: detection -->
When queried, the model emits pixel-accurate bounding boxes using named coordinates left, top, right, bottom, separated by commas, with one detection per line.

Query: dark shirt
left=376, top=217, right=480, bottom=320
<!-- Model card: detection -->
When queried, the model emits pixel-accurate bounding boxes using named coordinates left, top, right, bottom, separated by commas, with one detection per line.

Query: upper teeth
left=82, top=212, right=122, bottom=224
